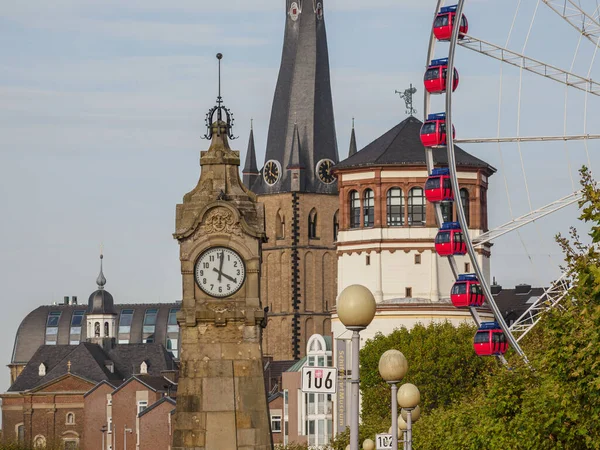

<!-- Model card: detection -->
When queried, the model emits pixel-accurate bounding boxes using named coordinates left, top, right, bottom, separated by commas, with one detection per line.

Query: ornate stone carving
left=195, top=207, right=242, bottom=239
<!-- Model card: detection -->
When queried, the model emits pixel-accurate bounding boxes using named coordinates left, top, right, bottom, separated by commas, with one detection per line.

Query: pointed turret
left=349, top=118, right=357, bottom=157
left=253, top=0, right=338, bottom=195
left=243, top=121, right=259, bottom=188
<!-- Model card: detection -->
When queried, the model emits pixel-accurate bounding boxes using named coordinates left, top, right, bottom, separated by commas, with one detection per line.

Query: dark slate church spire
left=252, top=0, right=339, bottom=194
left=243, top=120, right=259, bottom=188
left=349, top=118, right=357, bottom=157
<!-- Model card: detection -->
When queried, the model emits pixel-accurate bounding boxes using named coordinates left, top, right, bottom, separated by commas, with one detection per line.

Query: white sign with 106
left=301, top=367, right=337, bottom=394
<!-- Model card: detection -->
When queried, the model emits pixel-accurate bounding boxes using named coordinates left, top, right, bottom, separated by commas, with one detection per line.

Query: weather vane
left=204, top=53, right=237, bottom=140
left=395, top=84, right=418, bottom=116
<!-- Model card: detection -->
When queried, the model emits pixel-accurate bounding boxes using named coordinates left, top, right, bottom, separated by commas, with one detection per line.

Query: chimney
left=64, top=296, right=69, bottom=305
left=72, top=296, right=78, bottom=305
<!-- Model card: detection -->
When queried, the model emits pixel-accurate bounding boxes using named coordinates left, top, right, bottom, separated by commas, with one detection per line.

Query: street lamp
left=378, top=350, right=408, bottom=450
left=397, top=415, right=408, bottom=450
left=337, top=284, right=377, bottom=450
left=397, top=384, right=420, bottom=450
left=124, top=425, right=133, bottom=449
left=363, top=438, right=375, bottom=450
left=100, top=425, right=107, bottom=450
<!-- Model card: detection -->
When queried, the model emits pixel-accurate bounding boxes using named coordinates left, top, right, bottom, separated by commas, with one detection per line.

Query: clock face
left=316, top=159, right=336, bottom=184
left=263, top=160, right=281, bottom=186
left=195, top=247, right=246, bottom=298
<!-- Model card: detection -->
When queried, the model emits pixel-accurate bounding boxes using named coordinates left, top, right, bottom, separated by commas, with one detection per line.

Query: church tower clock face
left=263, top=160, right=281, bottom=186
left=195, top=247, right=246, bottom=298
left=316, top=158, right=336, bottom=184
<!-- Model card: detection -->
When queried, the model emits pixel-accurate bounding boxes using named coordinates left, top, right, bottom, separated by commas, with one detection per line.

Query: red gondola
left=451, top=274, right=485, bottom=307
left=435, top=222, right=466, bottom=256
left=424, top=58, right=459, bottom=94
left=420, top=113, right=455, bottom=147
left=473, top=322, right=509, bottom=356
left=425, top=168, right=453, bottom=203
left=433, top=5, right=468, bottom=41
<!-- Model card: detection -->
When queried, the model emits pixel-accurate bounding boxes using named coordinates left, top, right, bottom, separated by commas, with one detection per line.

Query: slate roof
left=252, top=0, right=339, bottom=195
left=334, top=116, right=495, bottom=173
left=243, top=128, right=258, bottom=175
left=9, top=342, right=176, bottom=392
left=493, top=284, right=547, bottom=324
left=12, top=302, right=180, bottom=365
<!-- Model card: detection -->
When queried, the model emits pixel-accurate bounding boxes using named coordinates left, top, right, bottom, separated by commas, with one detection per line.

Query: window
left=69, top=310, right=85, bottom=345
left=271, top=415, right=282, bottom=432
left=363, top=189, right=374, bottom=227
left=66, top=412, right=75, bottom=425
left=17, top=424, right=24, bottom=443
left=143, top=309, right=158, bottom=343
left=167, top=307, right=180, bottom=358
left=435, top=231, right=451, bottom=244
left=408, top=187, right=426, bottom=225
left=441, top=201, right=453, bottom=223
left=39, top=363, right=46, bottom=376
left=420, top=122, right=436, bottom=135
left=434, top=14, right=449, bottom=28
left=118, top=309, right=134, bottom=334
left=424, top=67, right=439, bottom=81
left=460, top=188, right=470, bottom=226
left=349, top=191, right=360, bottom=228
left=276, top=210, right=285, bottom=239
left=45, top=311, right=61, bottom=345
left=104, top=322, right=109, bottom=337
left=308, top=209, right=318, bottom=239
left=387, top=188, right=404, bottom=226
left=137, top=401, right=148, bottom=415
left=480, top=187, right=488, bottom=230
left=333, top=211, right=339, bottom=241
left=465, top=262, right=471, bottom=272
left=415, top=254, right=421, bottom=264
left=33, top=435, right=46, bottom=448
left=365, top=255, right=370, bottom=266
left=452, top=283, right=467, bottom=295
left=405, top=287, right=412, bottom=298
left=474, top=331, right=489, bottom=344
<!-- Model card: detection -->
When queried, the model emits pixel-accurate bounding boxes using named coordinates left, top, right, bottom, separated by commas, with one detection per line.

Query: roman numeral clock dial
left=317, top=159, right=336, bottom=184
left=195, top=247, right=246, bottom=298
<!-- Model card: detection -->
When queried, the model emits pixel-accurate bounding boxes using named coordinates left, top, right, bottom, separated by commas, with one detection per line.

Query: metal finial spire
left=352, top=117, right=355, bottom=129
left=395, top=84, right=418, bottom=116
left=251, top=118, right=253, bottom=130
left=96, top=252, right=106, bottom=289
left=203, top=53, right=237, bottom=140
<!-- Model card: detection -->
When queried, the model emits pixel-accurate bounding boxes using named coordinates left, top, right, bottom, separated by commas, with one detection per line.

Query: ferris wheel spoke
left=458, top=35, right=600, bottom=95
left=542, top=0, right=600, bottom=48
left=508, top=272, right=571, bottom=342
left=455, top=134, right=600, bottom=143
left=472, top=191, right=582, bottom=247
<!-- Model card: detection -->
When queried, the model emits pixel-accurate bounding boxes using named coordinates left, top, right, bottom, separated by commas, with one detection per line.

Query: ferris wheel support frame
left=456, top=134, right=600, bottom=143
left=424, top=0, right=484, bottom=328
left=444, top=0, right=530, bottom=363
left=542, top=0, right=600, bottom=48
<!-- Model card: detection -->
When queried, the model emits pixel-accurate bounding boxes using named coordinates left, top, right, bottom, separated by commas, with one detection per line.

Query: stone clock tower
left=172, top=55, right=271, bottom=450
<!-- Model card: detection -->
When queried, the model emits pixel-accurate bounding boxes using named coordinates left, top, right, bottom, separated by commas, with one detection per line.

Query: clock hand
left=218, top=250, right=224, bottom=282
left=212, top=267, right=225, bottom=283
left=219, top=271, right=237, bottom=283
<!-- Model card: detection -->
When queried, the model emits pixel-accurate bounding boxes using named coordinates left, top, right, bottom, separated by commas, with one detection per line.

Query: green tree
left=414, top=167, right=600, bottom=449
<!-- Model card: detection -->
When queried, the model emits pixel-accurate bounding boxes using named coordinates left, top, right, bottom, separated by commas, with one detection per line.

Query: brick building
left=2, top=257, right=179, bottom=449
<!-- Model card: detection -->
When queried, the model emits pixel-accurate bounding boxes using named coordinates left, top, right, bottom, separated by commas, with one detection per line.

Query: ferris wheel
left=422, top=0, right=600, bottom=364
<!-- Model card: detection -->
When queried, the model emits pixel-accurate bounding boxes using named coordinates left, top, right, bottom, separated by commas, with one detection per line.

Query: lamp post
left=397, top=384, right=420, bottom=450
left=124, top=426, right=133, bottom=450
left=100, top=425, right=107, bottom=450
left=337, top=285, right=377, bottom=450
left=397, top=415, right=407, bottom=450
left=378, top=350, right=408, bottom=450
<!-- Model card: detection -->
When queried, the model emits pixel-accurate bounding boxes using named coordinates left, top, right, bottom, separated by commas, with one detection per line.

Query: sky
left=1, top=0, right=600, bottom=391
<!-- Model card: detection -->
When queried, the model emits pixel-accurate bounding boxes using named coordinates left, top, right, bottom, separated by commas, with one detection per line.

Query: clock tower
left=172, top=55, right=271, bottom=450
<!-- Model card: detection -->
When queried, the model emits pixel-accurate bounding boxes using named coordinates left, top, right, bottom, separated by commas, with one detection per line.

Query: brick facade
left=138, top=400, right=175, bottom=450
left=259, top=192, right=338, bottom=360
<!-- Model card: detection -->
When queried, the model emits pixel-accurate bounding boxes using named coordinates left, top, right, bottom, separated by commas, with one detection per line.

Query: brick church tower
left=244, top=0, right=339, bottom=360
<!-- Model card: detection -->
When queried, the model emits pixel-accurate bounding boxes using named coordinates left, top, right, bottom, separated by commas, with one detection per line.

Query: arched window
left=104, top=322, right=109, bottom=337
left=441, top=202, right=453, bottom=223
left=308, top=209, right=318, bottom=239
left=386, top=188, right=404, bottom=226
left=460, top=188, right=470, bottom=226
left=349, top=191, right=360, bottom=228
left=363, top=189, right=375, bottom=227
left=408, top=187, right=426, bottom=225
left=333, top=210, right=339, bottom=241
left=66, top=412, right=75, bottom=425
left=33, top=435, right=46, bottom=448
left=94, top=322, right=100, bottom=338
left=276, top=210, right=285, bottom=239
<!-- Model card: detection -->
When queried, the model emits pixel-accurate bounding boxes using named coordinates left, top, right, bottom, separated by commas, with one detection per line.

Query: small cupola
left=86, top=253, right=118, bottom=344
left=87, top=254, right=116, bottom=315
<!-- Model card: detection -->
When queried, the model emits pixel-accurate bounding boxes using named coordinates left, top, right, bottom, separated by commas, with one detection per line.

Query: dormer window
left=140, top=361, right=148, bottom=375
left=38, top=363, right=46, bottom=377
left=105, top=361, right=114, bottom=373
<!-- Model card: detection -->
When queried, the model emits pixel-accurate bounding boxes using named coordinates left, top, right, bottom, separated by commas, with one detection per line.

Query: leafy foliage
left=413, top=167, right=600, bottom=449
